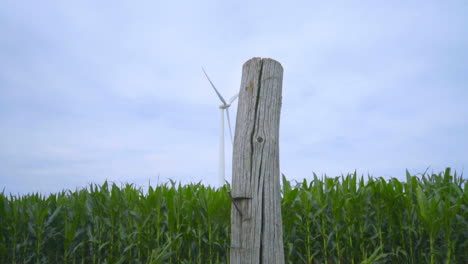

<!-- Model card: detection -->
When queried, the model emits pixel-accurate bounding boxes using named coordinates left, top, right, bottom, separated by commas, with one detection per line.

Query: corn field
left=0, top=168, right=466, bottom=263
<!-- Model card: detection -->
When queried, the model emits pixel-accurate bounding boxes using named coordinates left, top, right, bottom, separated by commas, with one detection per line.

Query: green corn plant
left=1, top=169, right=466, bottom=263
left=416, top=182, right=441, bottom=263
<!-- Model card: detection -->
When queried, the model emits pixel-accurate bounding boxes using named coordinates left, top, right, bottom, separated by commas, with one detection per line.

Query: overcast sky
left=1, top=0, right=467, bottom=195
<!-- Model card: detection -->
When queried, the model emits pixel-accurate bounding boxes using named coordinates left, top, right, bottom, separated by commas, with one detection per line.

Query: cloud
left=1, top=0, right=467, bottom=194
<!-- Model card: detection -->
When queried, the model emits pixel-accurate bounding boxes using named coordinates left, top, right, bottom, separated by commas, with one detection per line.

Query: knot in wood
left=256, top=136, right=263, bottom=143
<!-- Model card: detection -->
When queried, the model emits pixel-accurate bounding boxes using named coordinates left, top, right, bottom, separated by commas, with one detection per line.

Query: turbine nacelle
left=219, top=95, right=239, bottom=109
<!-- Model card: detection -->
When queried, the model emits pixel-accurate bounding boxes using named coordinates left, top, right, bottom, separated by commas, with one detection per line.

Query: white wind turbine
left=202, top=67, right=239, bottom=186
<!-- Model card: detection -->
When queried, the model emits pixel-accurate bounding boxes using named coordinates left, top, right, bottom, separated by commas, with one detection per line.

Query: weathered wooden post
left=230, top=58, right=285, bottom=264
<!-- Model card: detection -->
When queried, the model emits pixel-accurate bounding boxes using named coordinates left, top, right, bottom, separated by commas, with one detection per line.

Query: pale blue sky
left=1, top=0, right=467, bottom=194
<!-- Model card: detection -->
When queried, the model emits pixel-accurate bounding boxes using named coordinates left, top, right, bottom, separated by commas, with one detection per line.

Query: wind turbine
left=202, top=67, right=239, bottom=186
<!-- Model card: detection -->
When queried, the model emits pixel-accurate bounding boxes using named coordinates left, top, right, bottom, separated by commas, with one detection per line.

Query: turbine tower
left=202, top=68, right=239, bottom=186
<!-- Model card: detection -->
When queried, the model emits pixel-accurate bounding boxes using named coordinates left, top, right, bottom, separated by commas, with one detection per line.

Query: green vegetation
left=1, top=168, right=466, bottom=263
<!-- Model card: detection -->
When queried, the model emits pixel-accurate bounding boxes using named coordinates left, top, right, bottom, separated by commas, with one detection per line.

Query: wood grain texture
left=230, top=58, right=284, bottom=264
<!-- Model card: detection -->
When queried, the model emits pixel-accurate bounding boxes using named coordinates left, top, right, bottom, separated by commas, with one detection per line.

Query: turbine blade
left=202, top=67, right=227, bottom=104
left=226, top=108, right=234, bottom=144
left=228, top=93, right=239, bottom=104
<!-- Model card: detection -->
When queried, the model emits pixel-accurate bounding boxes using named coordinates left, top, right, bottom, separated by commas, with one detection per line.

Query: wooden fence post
left=230, top=58, right=285, bottom=264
